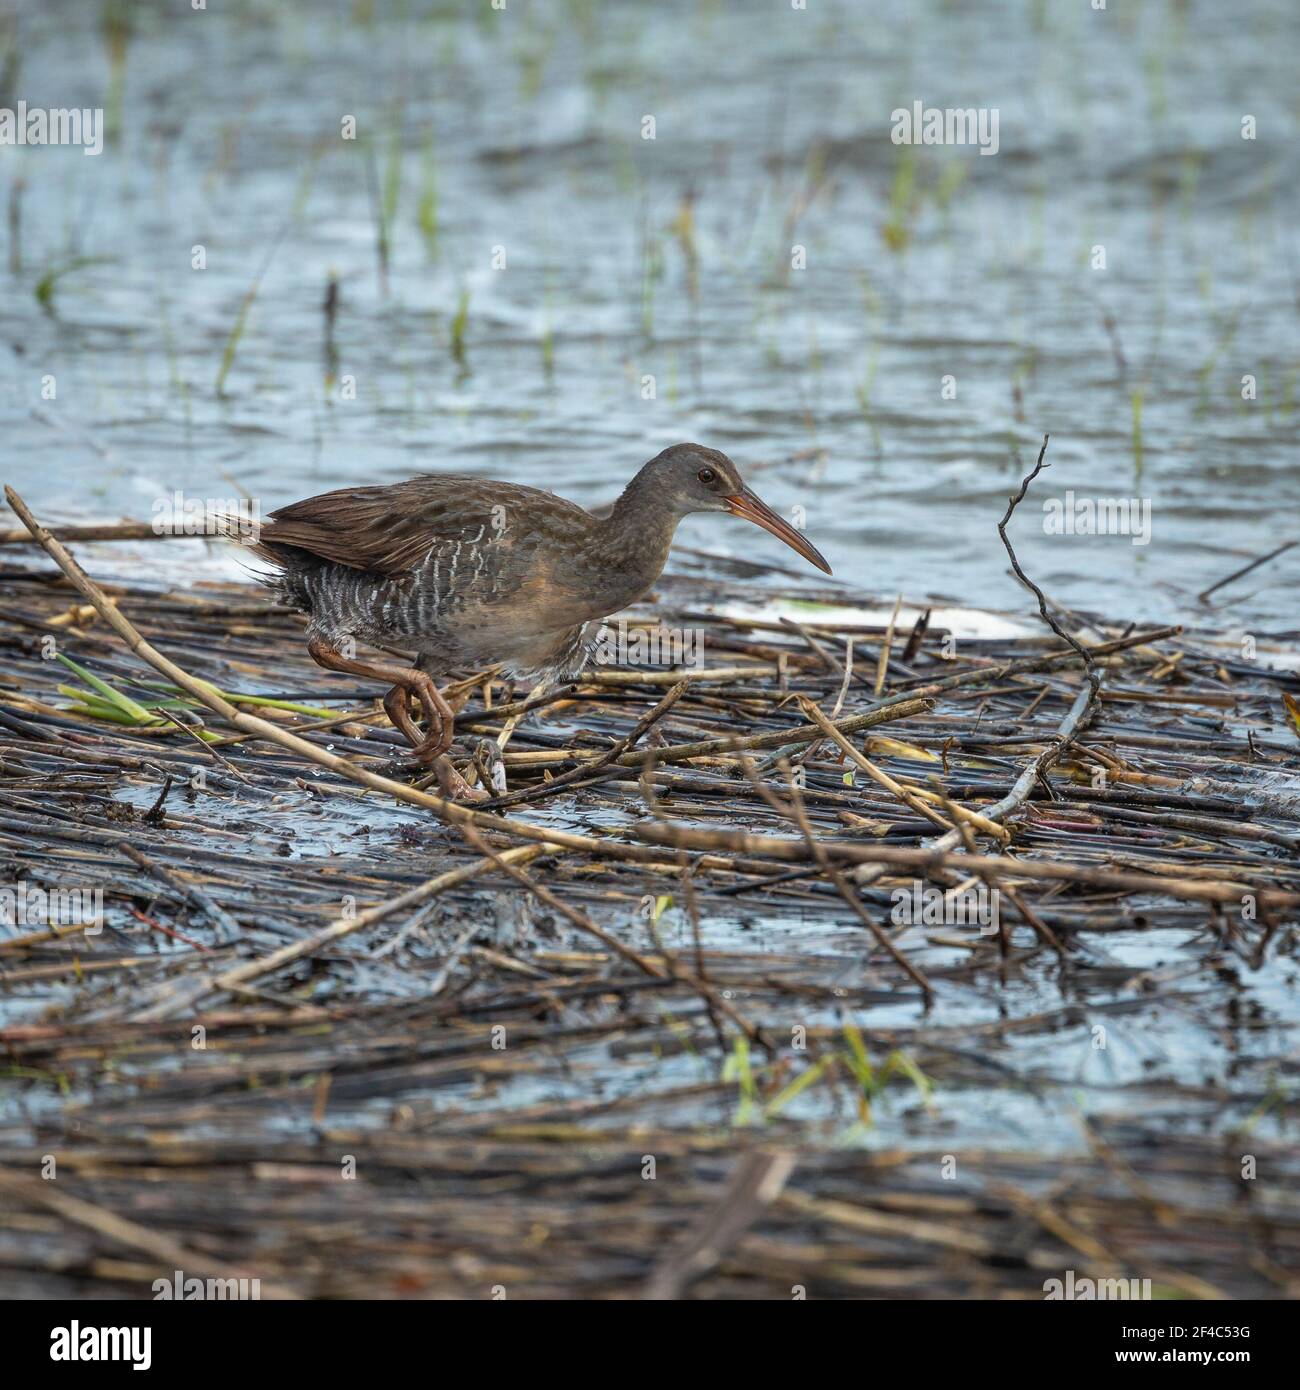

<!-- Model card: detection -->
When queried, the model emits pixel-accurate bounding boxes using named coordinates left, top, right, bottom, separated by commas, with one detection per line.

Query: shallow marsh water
left=3, top=0, right=1297, bottom=630
left=1, top=2, right=1298, bottom=1166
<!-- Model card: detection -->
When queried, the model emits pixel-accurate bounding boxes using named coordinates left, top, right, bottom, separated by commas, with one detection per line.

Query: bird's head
left=642, top=442, right=832, bottom=575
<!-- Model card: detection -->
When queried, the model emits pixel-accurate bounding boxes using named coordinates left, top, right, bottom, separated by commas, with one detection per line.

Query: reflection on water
left=3, top=0, right=1297, bottom=631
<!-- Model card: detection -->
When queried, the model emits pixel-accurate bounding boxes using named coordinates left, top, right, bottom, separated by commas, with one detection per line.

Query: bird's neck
left=589, top=473, right=684, bottom=597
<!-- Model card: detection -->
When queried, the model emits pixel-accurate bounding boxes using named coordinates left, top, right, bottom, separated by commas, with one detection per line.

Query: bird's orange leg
left=306, top=638, right=451, bottom=757
left=381, top=684, right=425, bottom=751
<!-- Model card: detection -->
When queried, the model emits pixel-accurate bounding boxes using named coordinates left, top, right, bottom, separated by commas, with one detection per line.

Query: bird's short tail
left=208, top=510, right=291, bottom=569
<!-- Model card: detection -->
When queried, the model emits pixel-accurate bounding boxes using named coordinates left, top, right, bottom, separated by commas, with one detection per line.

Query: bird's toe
left=430, top=756, right=490, bottom=802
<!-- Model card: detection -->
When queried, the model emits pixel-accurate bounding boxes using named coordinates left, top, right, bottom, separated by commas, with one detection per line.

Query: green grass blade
left=54, top=654, right=158, bottom=724
left=763, top=1056, right=829, bottom=1119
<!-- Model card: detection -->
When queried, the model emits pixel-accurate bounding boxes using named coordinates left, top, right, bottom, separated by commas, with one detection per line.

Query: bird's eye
left=697, top=467, right=716, bottom=485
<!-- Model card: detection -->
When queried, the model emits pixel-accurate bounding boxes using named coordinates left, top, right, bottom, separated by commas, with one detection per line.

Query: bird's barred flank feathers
left=206, top=446, right=829, bottom=797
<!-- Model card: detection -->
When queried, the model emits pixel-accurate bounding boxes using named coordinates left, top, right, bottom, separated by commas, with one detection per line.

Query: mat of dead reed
left=1, top=533, right=1297, bottom=1298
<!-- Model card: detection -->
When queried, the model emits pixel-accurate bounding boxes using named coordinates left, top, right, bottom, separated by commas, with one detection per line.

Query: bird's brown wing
left=253, top=475, right=591, bottom=577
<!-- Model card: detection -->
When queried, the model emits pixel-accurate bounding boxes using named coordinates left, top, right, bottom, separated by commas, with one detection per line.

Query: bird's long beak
left=725, top=488, right=832, bottom=575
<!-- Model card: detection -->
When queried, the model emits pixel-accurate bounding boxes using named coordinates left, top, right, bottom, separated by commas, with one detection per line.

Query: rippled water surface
left=3, top=0, right=1297, bottom=624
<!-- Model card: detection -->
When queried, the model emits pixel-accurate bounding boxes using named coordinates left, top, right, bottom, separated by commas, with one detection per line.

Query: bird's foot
left=410, top=729, right=451, bottom=762
left=429, top=754, right=491, bottom=803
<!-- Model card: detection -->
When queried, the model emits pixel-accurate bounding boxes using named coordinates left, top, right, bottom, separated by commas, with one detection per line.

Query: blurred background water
left=1, top=0, right=1296, bottom=630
